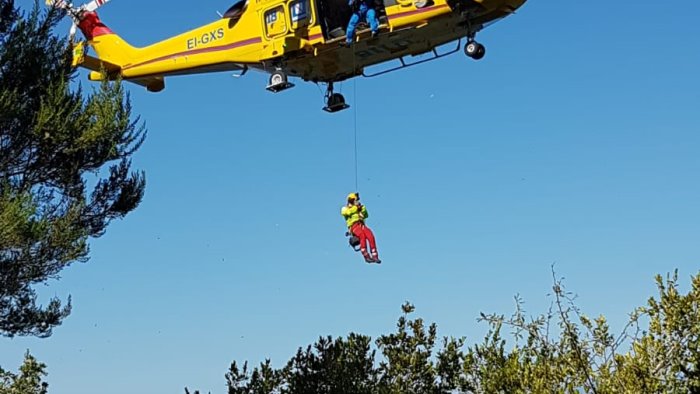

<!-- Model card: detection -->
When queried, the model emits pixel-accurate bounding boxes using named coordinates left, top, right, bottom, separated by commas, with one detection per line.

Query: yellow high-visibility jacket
left=341, top=204, right=369, bottom=228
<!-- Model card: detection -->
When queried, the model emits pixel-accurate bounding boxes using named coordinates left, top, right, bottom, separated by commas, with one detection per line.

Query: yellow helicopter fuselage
left=77, top=0, right=526, bottom=91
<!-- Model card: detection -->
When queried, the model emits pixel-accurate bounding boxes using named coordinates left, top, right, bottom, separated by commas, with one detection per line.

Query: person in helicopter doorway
left=341, top=192, right=381, bottom=264
left=344, top=0, right=379, bottom=46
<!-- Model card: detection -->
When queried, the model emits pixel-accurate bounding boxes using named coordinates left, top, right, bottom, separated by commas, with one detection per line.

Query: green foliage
left=0, top=0, right=146, bottom=337
left=0, top=352, right=48, bottom=394
left=227, top=360, right=284, bottom=394
left=186, top=270, right=700, bottom=394
left=613, top=271, right=700, bottom=393
left=376, top=302, right=440, bottom=393
left=223, top=335, right=376, bottom=394
left=284, top=334, right=376, bottom=394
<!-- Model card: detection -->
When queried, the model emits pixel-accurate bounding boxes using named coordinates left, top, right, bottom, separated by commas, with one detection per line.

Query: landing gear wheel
left=414, top=0, right=431, bottom=8
left=464, top=41, right=478, bottom=57
left=328, top=93, right=345, bottom=107
left=270, top=72, right=286, bottom=86
left=266, top=70, right=294, bottom=92
left=465, top=41, right=486, bottom=60
left=473, top=43, right=486, bottom=60
left=322, top=82, right=350, bottom=113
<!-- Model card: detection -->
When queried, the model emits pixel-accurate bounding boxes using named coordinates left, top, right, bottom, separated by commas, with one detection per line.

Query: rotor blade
left=68, top=22, right=77, bottom=40
left=45, top=0, right=69, bottom=9
left=83, top=0, right=111, bottom=12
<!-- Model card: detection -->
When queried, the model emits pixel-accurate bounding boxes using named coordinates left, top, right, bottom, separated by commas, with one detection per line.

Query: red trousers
left=350, top=222, right=378, bottom=256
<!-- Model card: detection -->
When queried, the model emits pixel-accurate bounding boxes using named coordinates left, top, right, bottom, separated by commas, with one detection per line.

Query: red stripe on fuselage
left=388, top=4, right=450, bottom=21
left=307, top=4, right=450, bottom=43
left=122, top=37, right=262, bottom=70
left=309, top=33, right=324, bottom=41
left=119, top=5, right=446, bottom=71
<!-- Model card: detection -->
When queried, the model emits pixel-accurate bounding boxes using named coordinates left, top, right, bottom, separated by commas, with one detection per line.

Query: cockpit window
left=223, top=0, right=247, bottom=20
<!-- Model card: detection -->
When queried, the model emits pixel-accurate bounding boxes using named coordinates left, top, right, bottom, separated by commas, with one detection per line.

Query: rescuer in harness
left=344, top=0, right=379, bottom=46
left=341, top=192, right=381, bottom=264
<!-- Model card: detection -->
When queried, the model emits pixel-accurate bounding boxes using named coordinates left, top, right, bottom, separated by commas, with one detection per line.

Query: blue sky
left=3, top=0, right=700, bottom=392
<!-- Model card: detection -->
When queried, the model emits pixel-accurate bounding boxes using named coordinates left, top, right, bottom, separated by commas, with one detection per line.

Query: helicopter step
left=266, top=71, right=295, bottom=93
left=322, top=82, right=349, bottom=113
left=323, top=93, right=349, bottom=113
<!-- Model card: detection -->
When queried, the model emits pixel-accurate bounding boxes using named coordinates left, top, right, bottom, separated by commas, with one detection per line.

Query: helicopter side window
left=223, top=0, right=248, bottom=23
left=290, top=0, right=311, bottom=28
left=264, top=6, right=288, bottom=38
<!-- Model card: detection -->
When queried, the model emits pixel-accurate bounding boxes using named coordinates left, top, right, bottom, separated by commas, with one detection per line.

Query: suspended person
left=344, top=0, right=379, bottom=46
left=341, top=193, right=381, bottom=264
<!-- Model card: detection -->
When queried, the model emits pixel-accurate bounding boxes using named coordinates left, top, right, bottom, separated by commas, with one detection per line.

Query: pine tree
left=0, top=0, right=146, bottom=338
left=0, top=352, right=49, bottom=394
left=186, top=271, right=700, bottom=393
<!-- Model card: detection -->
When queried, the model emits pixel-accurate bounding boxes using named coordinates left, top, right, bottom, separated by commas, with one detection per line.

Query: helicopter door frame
left=289, top=0, right=315, bottom=32
left=261, top=0, right=317, bottom=41
left=262, top=4, right=289, bottom=39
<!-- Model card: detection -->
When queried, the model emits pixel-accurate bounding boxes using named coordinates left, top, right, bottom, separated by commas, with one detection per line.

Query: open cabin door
left=316, top=0, right=388, bottom=40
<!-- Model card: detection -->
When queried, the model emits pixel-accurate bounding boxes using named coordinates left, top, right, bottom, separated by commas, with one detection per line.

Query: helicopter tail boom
left=70, top=11, right=165, bottom=91
left=76, top=11, right=139, bottom=67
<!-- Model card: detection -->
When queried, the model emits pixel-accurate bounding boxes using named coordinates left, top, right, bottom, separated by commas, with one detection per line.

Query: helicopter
left=48, top=0, right=526, bottom=112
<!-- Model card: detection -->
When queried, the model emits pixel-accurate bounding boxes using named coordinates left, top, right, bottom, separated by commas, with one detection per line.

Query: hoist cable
left=352, top=47, right=359, bottom=192
left=353, top=79, right=359, bottom=191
